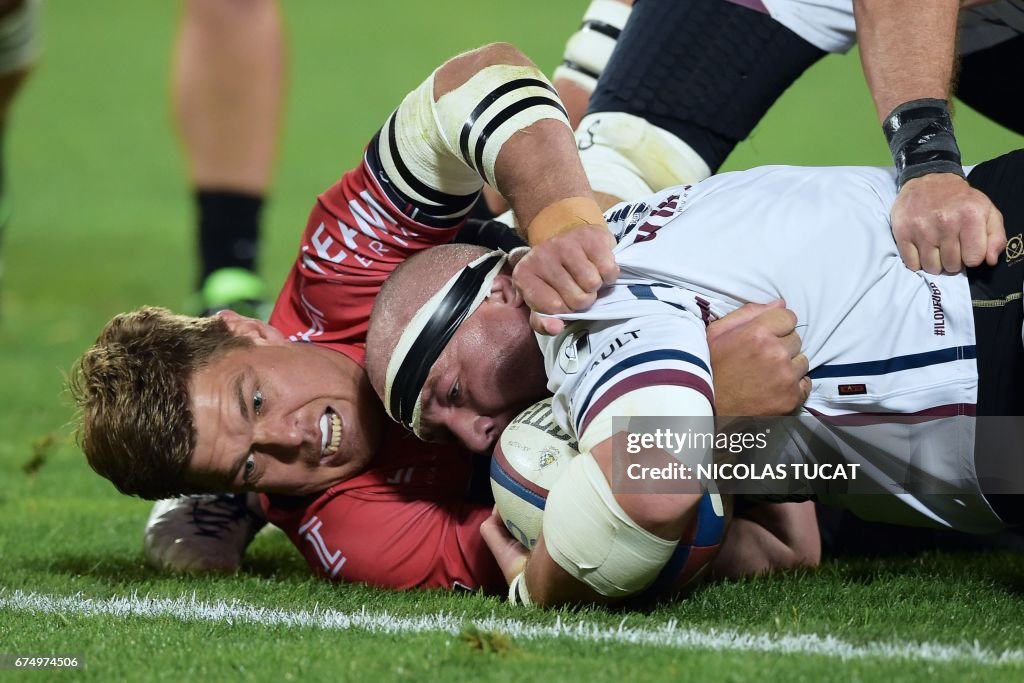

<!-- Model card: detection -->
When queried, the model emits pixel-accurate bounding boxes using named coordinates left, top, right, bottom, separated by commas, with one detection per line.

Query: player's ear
left=217, top=310, right=288, bottom=346
left=487, top=272, right=524, bottom=308
left=506, top=246, right=529, bottom=270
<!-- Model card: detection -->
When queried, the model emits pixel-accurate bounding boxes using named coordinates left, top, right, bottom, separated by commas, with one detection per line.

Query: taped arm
left=853, top=0, right=1004, bottom=273
left=384, top=42, right=596, bottom=233
left=272, top=43, right=602, bottom=345
left=520, top=387, right=713, bottom=607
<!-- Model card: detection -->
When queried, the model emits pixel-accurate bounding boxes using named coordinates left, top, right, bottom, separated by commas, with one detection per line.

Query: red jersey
left=261, top=141, right=503, bottom=593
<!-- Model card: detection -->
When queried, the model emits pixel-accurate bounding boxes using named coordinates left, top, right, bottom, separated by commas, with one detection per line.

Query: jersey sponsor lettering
left=589, top=329, right=641, bottom=371
left=270, top=151, right=466, bottom=358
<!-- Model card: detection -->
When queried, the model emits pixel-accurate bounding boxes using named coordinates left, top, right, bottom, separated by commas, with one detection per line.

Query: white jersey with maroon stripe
left=536, top=164, right=1003, bottom=533
left=758, top=0, right=1024, bottom=55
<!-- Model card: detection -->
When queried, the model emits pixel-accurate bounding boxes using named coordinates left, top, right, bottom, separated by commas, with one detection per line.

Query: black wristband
left=882, top=98, right=965, bottom=190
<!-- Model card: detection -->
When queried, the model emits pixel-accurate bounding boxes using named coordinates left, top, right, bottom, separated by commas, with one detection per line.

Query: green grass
left=2, top=1, right=1023, bottom=681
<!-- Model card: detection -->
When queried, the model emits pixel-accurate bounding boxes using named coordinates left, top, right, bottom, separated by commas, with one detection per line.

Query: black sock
left=196, top=190, right=263, bottom=285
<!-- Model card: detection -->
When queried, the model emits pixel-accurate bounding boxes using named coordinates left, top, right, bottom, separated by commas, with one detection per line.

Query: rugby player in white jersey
left=536, top=0, right=1024, bottom=560
left=365, top=146, right=1024, bottom=606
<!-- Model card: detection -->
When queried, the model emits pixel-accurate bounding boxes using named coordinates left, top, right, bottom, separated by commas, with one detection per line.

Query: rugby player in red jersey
left=72, top=41, right=815, bottom=594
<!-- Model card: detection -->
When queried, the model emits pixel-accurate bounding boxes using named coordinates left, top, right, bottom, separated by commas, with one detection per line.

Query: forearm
left=712, top=501, right=820, bottom=579
left=853, top=0, right=960, bottom=121
left=853, top=1, right=1006, bottom=274
left=494, top=119, right=595, bottom=233
left=522, top=536, right=611, bottom=606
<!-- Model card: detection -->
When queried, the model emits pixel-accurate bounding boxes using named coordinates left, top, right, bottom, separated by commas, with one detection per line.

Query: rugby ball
left=490, top=398, right=577, bottom=550
left=490, top=398, right=726, bottom=597
left=637, top=490, right=725, bottom=599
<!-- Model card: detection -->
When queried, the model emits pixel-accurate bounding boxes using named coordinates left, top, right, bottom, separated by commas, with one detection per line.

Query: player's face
left=187, top=315, right=382, bottom=495
left=416, top=303, right=548, bottom=453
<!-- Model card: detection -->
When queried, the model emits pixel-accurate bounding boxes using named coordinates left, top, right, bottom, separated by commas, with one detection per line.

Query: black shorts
left=966, top=150, right=1024, bottom=416
left=965, top=149, right=1024, bottom=523
left=957, top=36, right=1024, bottom=136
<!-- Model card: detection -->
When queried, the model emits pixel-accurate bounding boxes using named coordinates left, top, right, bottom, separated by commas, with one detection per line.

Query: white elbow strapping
left=431, top=64, right=570, bottom=190
left=553, top=0, right=633, bottom=92
left=378, top=75, right=484, bottom=219
left=543, top=452, right=677, bottom=598
left=577, top=112, right=713, bottom=201
left=0, top=0, right=40, bottom=74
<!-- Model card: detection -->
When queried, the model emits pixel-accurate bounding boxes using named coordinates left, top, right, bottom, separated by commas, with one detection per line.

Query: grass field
left=2, top=1, right=1024, bottom=681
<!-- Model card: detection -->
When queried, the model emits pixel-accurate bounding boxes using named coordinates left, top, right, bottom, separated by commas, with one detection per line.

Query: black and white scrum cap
left=383, top=250, right=508, bottom=437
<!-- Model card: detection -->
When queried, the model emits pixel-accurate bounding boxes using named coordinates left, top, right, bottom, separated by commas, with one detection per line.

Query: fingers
left=793, top=354, right=810, bottom=381
left=757, top=307, right=798, bottom=337
left=520, top=260, right=596, bottom=312
left=478, top=514, right=511, bottom=580
left=892, top=174, right=1003, bottom=274
left=479, top=511, right=506, bottom=551
left=778, top=328, right=802, bottom=362
left=529, top=310, right=565, bottom=336
left=798, top=375, right=812, bottom=404
left=985, top=209, right=1007, bottom=267
left=955, top=199, right=990, bottom=269
left=939, top=236, right=962, bottom=274
left=479, top=510, right=529, bottom=584
left=706, top=300, right=785, bottom=341
left=513, top=224, right=618, bottom=320
left=706, top=301, right=809, bottom=416
left=587, top=231, right=620, bottom=285
left=896, top=238, right=922, bottom=273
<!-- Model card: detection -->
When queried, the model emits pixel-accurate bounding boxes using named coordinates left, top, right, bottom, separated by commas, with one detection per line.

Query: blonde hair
left=69, top=306, right=251, bottom=499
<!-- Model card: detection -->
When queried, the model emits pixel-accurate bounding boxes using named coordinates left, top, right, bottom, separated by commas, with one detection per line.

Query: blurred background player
left=173, top=0, right=285, bottom=316
left=0, top=0, right=39, bottom=316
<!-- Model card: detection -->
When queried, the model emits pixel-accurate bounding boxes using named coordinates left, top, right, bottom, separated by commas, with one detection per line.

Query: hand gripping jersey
left=539, top=165, right=1005, bottom=534
left=261, top=135, right=505, bottom=593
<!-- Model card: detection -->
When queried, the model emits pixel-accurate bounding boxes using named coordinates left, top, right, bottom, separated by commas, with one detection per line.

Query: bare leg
left=0, top=0, right=38, bottom=316
left=172, top=0, right=285, bottom=312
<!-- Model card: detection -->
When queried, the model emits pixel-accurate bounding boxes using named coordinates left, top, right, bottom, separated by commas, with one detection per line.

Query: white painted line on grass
left=2, top=589, right=1022, bottom=666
